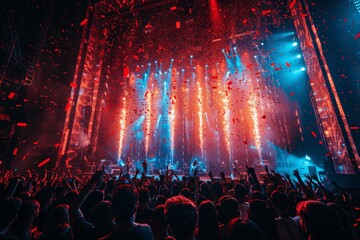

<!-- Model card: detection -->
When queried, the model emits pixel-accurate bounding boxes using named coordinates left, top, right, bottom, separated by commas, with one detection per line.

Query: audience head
left=44, top=204, right=70, bottom=237
left=211, top=182, right=224, bottom=200
left=234, top=184, right=247, bottom=202
left=198, top=200, right=220, bottom=240
left=91, top=201, right=113, bottom=227
left=218, top=195, right=239, bottom=224
left=165, top=195, right=197, bottom=240
left=297, top=200, right=350, bottom=240
left=226, top=218, right=267, bottom=240
left=247, top=199, right=280, bottom=240
left=112, top=184, right=138, bottom=222
left=270, top=190, right=289, bottom=211
left=45, top=223, right=74, bottom=240
left=138, top=188, right=150, bottom=204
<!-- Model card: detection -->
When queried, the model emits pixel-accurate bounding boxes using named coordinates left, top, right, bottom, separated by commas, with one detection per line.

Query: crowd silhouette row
left=0, top=164, right=359, bottom=240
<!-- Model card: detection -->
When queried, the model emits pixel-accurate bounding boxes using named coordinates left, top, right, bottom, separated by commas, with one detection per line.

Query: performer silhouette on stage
left=142, top=159, right=148, bottom=175
left=125, top=157, right=133, bottom=175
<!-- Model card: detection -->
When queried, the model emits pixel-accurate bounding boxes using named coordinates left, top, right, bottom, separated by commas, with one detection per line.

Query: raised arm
left=293, top=170, right=315, bottom=199
left=246, top=166, right=262, bottom=192
left=69, top=171, right=103, bottom=223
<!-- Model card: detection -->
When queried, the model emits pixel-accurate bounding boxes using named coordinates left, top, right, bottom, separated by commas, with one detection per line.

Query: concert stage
left=3, top=0, right=358, bottom=176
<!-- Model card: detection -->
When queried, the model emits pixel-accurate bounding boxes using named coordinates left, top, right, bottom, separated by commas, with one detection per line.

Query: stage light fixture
left=300, top=67, right=306, bottom=71
left=292, top=42, right=298, bottom=47
left=355, top=0, right=360, bottom=13
left=297, top=54, right=301, bottom=59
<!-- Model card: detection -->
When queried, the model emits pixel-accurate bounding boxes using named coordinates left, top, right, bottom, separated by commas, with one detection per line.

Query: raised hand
left=293, top=169, right=300, bottom=178
left=89, top=170, right=105, bottom=184
left=304, top=173, right=312, bottom=182
left=265, top=165, right=269, bottom=174
left=246, top=165, right=256, bottom=175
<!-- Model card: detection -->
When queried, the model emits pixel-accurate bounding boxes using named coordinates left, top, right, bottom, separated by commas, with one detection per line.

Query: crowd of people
left=0, top=164, right=359, bottom=240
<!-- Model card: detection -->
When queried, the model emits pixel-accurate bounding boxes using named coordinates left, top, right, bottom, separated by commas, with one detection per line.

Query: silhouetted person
left=164, top=195, right=197, bottom=240
left=148, top=205, right=167, bottom=240
left=246, top=199, right=281, bottom=240
left=136, top=188, right=153, bottom=224
left=225, top=218, right=267, bottom=240
left=10, top=200, right=40, bottom=240
left=0, top=198, right=22, bottom=240
left=45, top=223, right=74, bottom=240
left=196, top=200, right=220, bottom=240
left=297, top=200, right=352, bottom=240
left=43, top=204, right=71, bottom=239
left=101, top=185, right=153, bottom=240
left=271, top=190, right=304, bottom=240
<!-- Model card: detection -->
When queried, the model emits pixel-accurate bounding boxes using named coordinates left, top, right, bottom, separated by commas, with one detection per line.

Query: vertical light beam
left=145, top=88, right=152, bottom=157
left=118, top=96, right=127, bottom=160
left=197, top=82, right=204, bottom=160
left=249, top=89, right=262, bottom=161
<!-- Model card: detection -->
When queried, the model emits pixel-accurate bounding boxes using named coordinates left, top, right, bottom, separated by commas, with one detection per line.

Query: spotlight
left=148, top=63, right=151, bottom=65
left=222, top=49, right=225, bottom=52
left=171, top=59, right=174, bottom=62
left=182, top=69, right=184, bottom=72
left=300, top=67, right=306, bottom=71
left=292, top=42, right=298, bottom=47
left=305, top=155, right=311, bottom=160
left=155, top=60, right=157, bottom=63
left=261, top=42, right=264, bottom=46
left=190, top=55, right=193, bottom=58
left=205, top=65, right=208, bottom=68
left=296, top=54, right=301, bottom=59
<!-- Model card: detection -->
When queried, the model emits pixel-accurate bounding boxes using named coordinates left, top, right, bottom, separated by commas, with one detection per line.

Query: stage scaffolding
left=290, top=0, right=360, bottom=173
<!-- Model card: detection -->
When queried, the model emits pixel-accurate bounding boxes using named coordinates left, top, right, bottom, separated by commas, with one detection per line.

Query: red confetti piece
left=306, top=42, right=313, bottom=48
left=176, top=21, right=181, bottom=29
left=350, top=126, right=359, bottom=130
left=170, top=6, right=176, bottom=10
left=244, top=141, right=248, bottom=145
left=123, top=66, right=130, bottom=77
left=319, top=141, right=323, bottom=145
left=286, top=62, right=291, bottom=67
left=38, top=158, right=51, bottom=167
left=212, top=75, right=218, bottom=79
left=243, top=19, right=248, bottom=25
left=70, top=83, right=77, bottom=88
left=227, top=81, right=232, bottom=85
left=144, top=91, right=149, bottom=98
left=13, top=148, right=18, bottom=155
left=8, top=92, right=15, bottom=99
left=65, top=102, right=71, bottom=111
left=54, top=143, right=60, bottom=147
left=262, top=10, right=272, bottom=16
left=289, top=0, right=296, bottom=9
left=262, top=115, right=267, bottom=119
left=355, top=33, right=360, bottom=40
left=80, top=19, right=88, bottom=26
left=17, top=122, right=27, bottom=127
left=311, top=131, right=317, bottom=138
